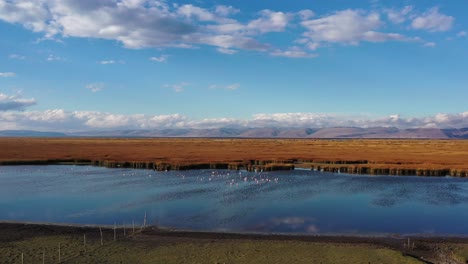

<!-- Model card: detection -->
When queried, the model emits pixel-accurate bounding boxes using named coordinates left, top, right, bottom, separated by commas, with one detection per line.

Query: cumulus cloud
left=0, top=110, right=189, bottom=131
left=177, top=4, right=220, bottom=22
left=300, top=9, right=417, bottom=48
left=247, top=10, right=291, bottom=33
left=0, top=72, right=16, bottom=77
left=297, top=9, right=315, bottom=20
left=0, top=110, right=467, bottom=131
left=85, top=83, right=105, bottom=92
left=0, top=1, right=453, bottom=55
left=250, top=112, right=468, bottom=129
left=411, top=7, right=454, bottom=32
left=0, top=93, right=36, bottom=111
left=149, top=55, right=169, bottom=62
left=0, top=0, right=286, bottom=53
left=385, top=6, right=413, bottom=24
left=457, top=31, right=467, bottom=37
left=214, top=5, right=239, bottom=17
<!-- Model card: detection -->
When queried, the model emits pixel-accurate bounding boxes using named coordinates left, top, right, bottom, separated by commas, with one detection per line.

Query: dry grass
left=0, top=138, right=467, bottom=171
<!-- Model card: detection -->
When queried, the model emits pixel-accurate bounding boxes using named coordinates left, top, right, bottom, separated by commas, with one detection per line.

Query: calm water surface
left=1, top=165, right=468, bottom=236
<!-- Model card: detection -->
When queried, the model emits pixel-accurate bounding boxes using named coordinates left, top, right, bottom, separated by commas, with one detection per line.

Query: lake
left=1, top=165, right=468, bottom=236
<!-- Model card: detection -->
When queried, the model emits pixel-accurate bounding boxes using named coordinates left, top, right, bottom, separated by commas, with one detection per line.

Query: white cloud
left=300, top=9, right=415, bottom=47
left=0, top=93, right=36, bottom=111
left=247, top=10, right=291, bottom=33
left=47, top=54, right=64, bottom=61
left=0, top=1, right=441, bottom=56
left=198, top=34, right=268, bottom=51
left=149, top=55, right=169, bottom=62
left=457, top=31, right=467, bottom=37
left=226, top=83, right=240, bottom=90
left=301, top=10, right=381, bottom=44
left=0, top=0, right=277, bottom=53
left=306, top=42, right=320, bottom=50
left=99, top=60, right=125, bottom=65
left=1, top=110, right=467, bottom=131
left=164, top=82, right=189, bottom=93
left=214, top=5, right=239, bottom=17
left=99, top=60, right=113, bottom=65
left=297, top=9, right=315, bottom=20
left=249, top=112, right=468, bottom=129
left=423, top=42, right=436, bottom=47
left=217, top=48, right=237, bottom=54
left=385, top=6, right=413, bottom=24
left=177, top=4, right=219, bottom=22
left=85, top=83, right=105, bottom=92
left=411, top=7, right=454, bottom=32
left=270, top=46, right=318, bottom=58
left=209, top=83, right=240, bottom=90
left=9, top=54, right=26, bottom=60
left=0, top=0, right=53, bottom=35
left=0, top=72, right=16, bottom=77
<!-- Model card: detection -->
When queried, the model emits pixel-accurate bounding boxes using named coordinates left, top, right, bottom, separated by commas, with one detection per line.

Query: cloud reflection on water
left=248, top=216, right=319, bottom=233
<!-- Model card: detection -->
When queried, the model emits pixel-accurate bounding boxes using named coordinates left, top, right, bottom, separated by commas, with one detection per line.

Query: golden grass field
left=0, top=138, right=467, bottom=174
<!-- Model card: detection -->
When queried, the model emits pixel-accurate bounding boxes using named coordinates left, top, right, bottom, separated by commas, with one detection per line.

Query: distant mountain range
left=0, top=130, right=68, bottom=137
left=1, top=127, right=468, bottom=139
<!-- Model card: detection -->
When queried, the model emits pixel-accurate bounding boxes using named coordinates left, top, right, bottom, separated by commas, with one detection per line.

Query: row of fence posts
left=19, top=210, right=148, bottom=263
left=403, top=237, right=415, bottom=251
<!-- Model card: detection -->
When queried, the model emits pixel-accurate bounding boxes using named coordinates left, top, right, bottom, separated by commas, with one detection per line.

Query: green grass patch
left=0, top=235, right=423, bottom=264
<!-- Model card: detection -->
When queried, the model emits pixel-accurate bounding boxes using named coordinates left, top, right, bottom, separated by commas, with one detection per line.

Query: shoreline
left=0, top=159, right=467, bottom=177
left=2, top=221, right=468, bottom=242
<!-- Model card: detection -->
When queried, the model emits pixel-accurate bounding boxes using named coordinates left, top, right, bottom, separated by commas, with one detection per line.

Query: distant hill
left=1, top=127, right=468, bottom=139
left=0, top=130, right=67, bottom=137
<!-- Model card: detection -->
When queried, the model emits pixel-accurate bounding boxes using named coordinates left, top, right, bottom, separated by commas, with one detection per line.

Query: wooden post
left=100, top=227, right=103, bottom=246
left=114, top=222, right=116, bottom=241
left=144, top=210, right=147, bottom=228
left=58, top=243, right=61, bottom=263
left=123, top=221, right=126, bottom=236
left=407, top=238, right=410, bottom=250
left=84, top=233, right=86, bottom=252
left=132, top=219, right=135, bottom=234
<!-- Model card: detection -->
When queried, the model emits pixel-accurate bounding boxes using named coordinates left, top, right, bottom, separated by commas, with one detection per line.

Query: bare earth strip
left=0, top=138, right=467, bottom=176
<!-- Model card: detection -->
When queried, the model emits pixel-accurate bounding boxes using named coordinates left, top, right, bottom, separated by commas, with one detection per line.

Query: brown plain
left=0, top=138, right=467, bottom=171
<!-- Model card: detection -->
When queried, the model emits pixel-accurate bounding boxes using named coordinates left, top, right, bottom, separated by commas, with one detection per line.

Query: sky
left=0, top=0, right=467, bottom=131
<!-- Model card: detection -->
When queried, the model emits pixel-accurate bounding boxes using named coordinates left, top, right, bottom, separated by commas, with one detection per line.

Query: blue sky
left=0, top=0, right=467, bottom=131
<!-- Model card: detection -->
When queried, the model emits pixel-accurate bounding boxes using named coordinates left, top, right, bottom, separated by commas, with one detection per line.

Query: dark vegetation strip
left=0, top=159, right=467, bottom=177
